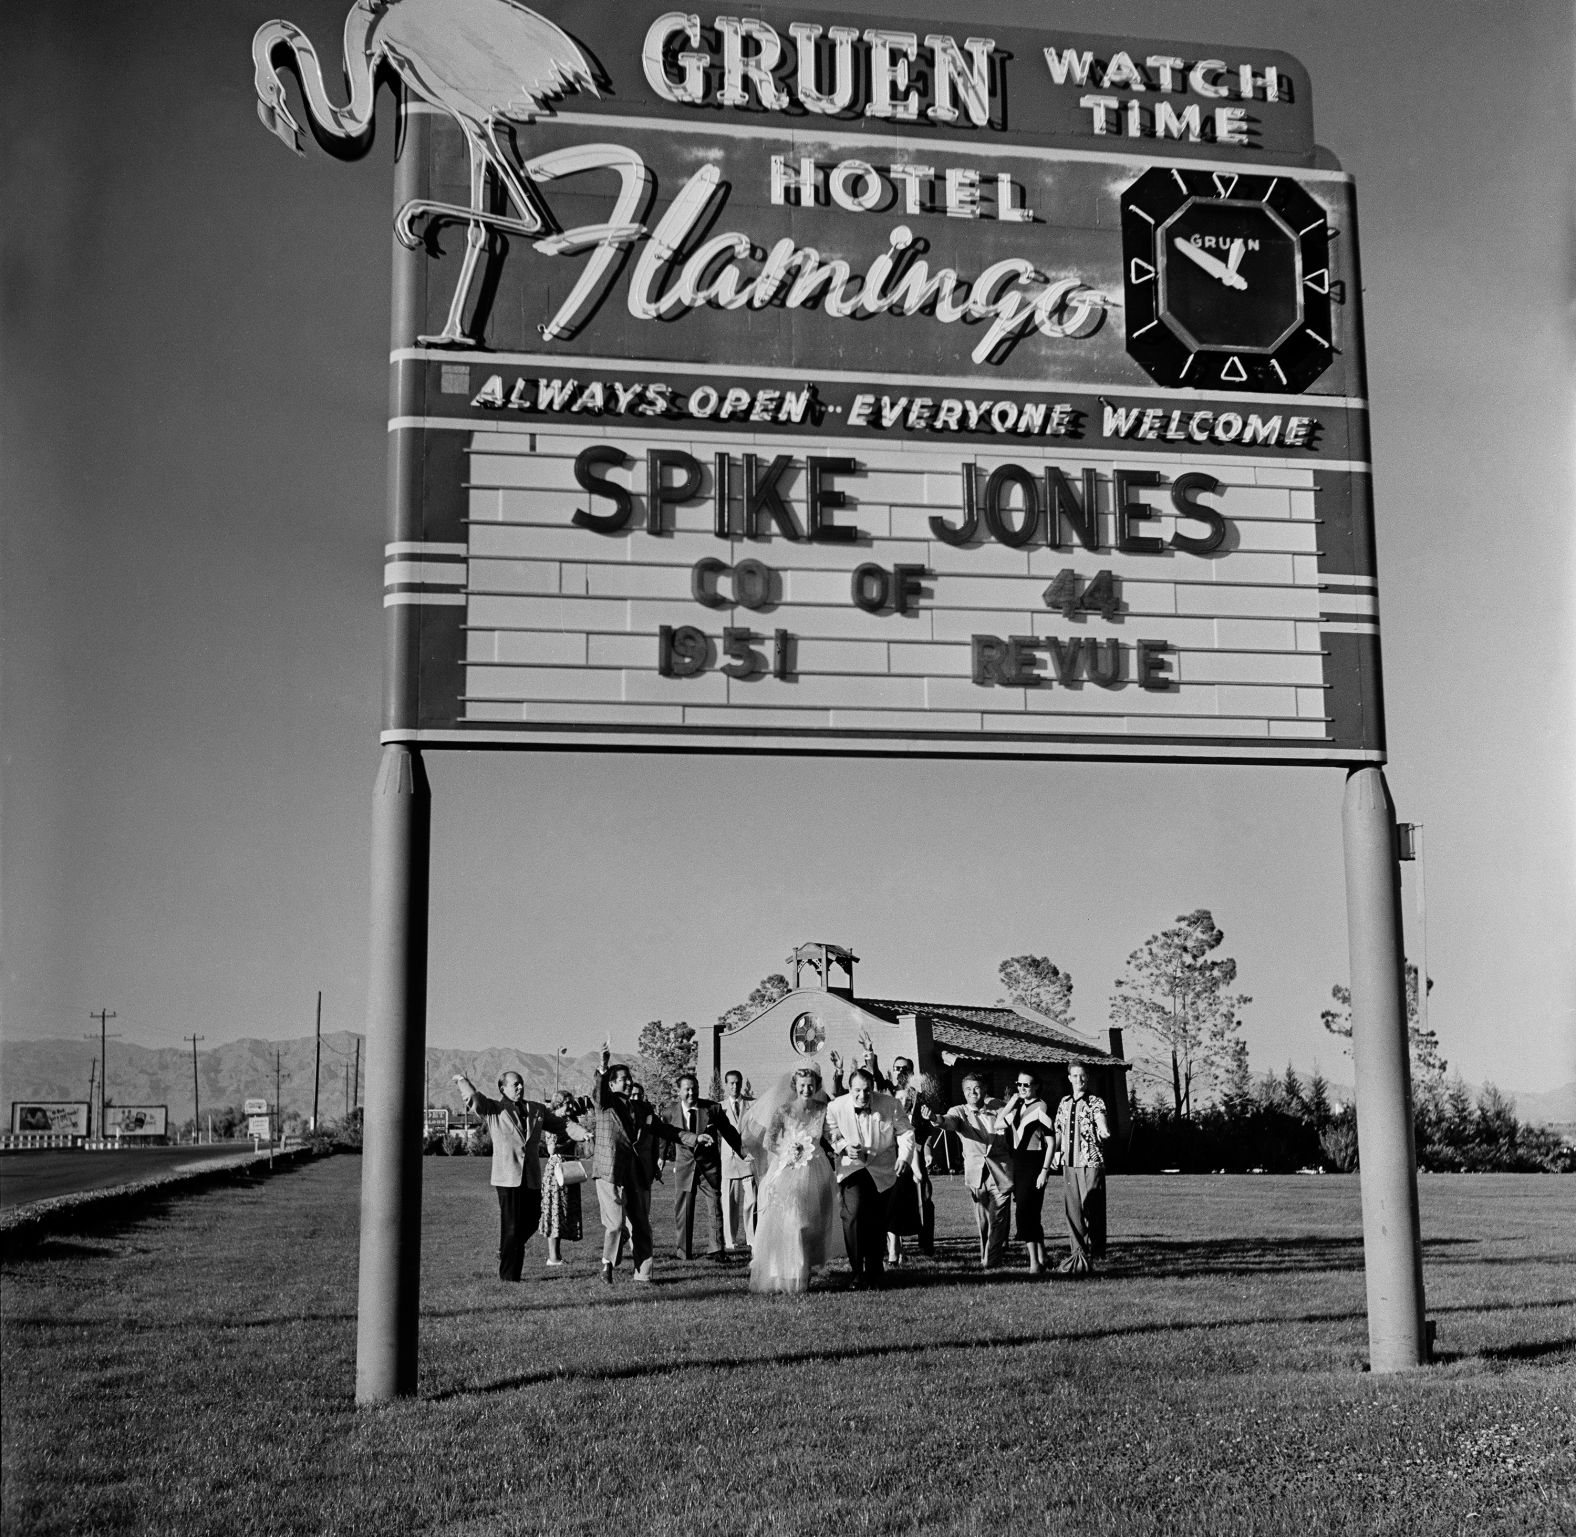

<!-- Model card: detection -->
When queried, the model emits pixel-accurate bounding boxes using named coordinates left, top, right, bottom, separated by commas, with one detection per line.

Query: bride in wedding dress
left=740, top=1065, right=839, bottom=1294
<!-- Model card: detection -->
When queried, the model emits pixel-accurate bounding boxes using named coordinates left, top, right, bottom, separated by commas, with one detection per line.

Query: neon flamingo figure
left=253, top=0, right=595, bottom=344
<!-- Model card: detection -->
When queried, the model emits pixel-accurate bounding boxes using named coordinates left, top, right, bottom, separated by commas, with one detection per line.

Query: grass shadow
left=425, top=1306, right=1375, bottom=1401
left=1479, top=1337, right=1576, bottom=1364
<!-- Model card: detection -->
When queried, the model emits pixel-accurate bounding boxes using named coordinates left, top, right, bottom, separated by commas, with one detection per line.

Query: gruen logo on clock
left=1120, top=168, right=1337, bottom=393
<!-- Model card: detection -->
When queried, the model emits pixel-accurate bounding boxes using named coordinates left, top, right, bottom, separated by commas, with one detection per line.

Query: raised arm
left=590, top=1043, right=613, bottom=1110
left=452, top=1074, right=500, bottom=1118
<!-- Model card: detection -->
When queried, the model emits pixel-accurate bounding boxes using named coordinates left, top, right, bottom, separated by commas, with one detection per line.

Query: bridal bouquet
left=784, top=1134, right=816, bottom=1169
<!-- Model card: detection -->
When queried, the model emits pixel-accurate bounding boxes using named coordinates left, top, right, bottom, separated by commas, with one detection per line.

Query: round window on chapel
left=789, top=1013, right=826, bottom=1056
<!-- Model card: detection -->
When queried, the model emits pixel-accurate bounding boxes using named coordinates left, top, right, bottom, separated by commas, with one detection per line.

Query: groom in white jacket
left=825, top=1068, right=914, bottom=1289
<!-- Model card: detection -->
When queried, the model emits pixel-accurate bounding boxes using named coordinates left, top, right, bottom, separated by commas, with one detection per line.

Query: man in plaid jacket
left=591, top=1046, right=695, bottom=1285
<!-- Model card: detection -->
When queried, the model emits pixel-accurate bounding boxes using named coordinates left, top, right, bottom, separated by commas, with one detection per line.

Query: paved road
left=0, top=1146, right=262, bottom=1209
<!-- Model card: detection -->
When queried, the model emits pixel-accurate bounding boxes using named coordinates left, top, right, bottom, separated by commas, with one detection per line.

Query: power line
left=312, top=992, right=322, bottom=1133
left=84, top=1011, right=119, bottom=1137
left=185, top=1035, right=205, bottom=1144
left=274, top=1048, right=288, bottom=1132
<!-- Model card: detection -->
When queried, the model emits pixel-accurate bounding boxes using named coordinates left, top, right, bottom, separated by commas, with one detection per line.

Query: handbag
left=554, top=1158, right=588, bottom=1188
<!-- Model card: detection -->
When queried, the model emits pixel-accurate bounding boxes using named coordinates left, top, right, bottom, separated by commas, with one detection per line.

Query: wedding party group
left=453, top=1044, right=1110, bottom=1295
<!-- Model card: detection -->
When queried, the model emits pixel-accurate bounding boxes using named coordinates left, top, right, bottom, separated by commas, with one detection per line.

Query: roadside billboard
left=104, top=1105, right=168, bottom=1138
left=335, top=2, right=1381, bottom=765
left=11, top=1102, right=90, bottom=1136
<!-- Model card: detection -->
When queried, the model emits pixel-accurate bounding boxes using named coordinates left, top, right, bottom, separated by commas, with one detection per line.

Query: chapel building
left=714, top=942, right=1131, bottom=1155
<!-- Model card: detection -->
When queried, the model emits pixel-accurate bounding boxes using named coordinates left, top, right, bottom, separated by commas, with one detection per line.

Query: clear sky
left=3, top=0, right=1571, bottom=1101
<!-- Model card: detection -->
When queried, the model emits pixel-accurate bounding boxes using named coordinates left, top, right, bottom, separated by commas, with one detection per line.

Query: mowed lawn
left=2, top=1158, right=1572, bottom=1537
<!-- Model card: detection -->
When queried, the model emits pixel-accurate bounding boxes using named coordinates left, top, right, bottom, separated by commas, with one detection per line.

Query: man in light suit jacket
left=943, top=1072, right=1013, bottom=1269
left=453, top=1070, right=586, bottom=1281
left=662, top=1073, right=742, bottom=1260
left=719, top=1070, right=756, bottom=1252
left=824, top=1068, right=915, bottom=1288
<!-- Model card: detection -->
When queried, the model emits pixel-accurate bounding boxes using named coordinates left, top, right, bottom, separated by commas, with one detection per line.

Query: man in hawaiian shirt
left=1053, top=1063, right=1110, bottom=1275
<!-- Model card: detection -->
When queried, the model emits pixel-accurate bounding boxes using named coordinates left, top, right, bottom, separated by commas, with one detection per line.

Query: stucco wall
left=719, top=990, right=924, bottom=1097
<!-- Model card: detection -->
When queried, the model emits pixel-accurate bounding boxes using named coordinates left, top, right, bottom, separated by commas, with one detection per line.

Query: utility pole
left=85, top=1059, right=97, bottom=1135
left=312, top=991, right=323, bottom=1132
left=185, top=1035, right=205, bottom=1145
left=85, top=1012, right=118, bottom=1138
left=275, top=1048, right=285, bottom=1139
left=353, top=1036, right=361, bottom=1111
left=344, top=1063, right=350, bottom=1119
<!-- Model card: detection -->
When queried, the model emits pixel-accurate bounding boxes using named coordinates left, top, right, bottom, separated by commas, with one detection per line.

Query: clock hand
left=1224, top=239, right=1246, bottom=282
left=1173, top=236, right=1248, bottom=290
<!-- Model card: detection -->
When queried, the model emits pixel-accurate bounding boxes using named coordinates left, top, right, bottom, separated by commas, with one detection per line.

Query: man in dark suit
left=611, top=1082, right=665, bottom=1270
left=662, top=1072, right=742, bottom=1260
left=887, top=1054, right=936, bottom=1263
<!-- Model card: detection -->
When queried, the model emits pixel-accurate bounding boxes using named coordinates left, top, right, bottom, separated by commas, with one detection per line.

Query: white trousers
left=723, top=1175, right=757, bottom=1248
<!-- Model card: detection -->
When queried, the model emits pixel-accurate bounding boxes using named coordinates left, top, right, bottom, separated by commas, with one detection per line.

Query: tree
left=1305, top=1069, right=1332, bottom=1130
left=715, top=973, right=791, bottom=1034
left=1109, top=909, right=1250, bottom=1120
left=637, top=1019, right=697, bottom=1108
left=997, top=955, right=1074, bottom=1030
left=1321, top=961, right=1445, bottom=1086
left=1220, top=1039, right=1253, bottom=1108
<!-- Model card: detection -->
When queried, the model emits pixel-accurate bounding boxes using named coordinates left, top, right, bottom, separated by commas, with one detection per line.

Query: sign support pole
left=355, top=743, right=431, bottom=1403
left=1341, top=766, right=1428, bottom=1371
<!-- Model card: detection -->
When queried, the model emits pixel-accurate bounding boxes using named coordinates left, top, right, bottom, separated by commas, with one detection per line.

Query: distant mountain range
left=5, top=1034, right=1571, bottom=1131
left=0, top=1034, right=623, bottom=1127
left=1507, top=1080, right=1576, bottom=1128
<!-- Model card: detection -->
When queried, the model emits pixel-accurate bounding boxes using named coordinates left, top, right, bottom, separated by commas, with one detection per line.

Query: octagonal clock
left=1121, top=167, right=1336, bottom=393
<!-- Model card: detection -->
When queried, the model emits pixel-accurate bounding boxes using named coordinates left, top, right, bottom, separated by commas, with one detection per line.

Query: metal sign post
left=354, top=744, right=431, bottom=1404
left=1342, top=767, right=1428, bottom=1369
left=250, top=2, right=1428, bottom=1398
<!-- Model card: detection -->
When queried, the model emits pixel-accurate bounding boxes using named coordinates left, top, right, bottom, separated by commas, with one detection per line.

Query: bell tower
left=787, top=942, right=859, bottom=998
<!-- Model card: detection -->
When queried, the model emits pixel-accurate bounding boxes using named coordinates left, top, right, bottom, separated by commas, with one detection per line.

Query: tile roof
left=857, top=997, right=1122, bottom=1065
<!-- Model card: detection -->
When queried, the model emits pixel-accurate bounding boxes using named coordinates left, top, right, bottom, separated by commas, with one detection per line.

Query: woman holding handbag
left=539, top=1089, right=590, bottom=1267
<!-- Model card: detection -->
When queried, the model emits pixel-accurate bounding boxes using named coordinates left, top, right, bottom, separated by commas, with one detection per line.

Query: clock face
left=1121, top=168, right=1336, bottom=393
